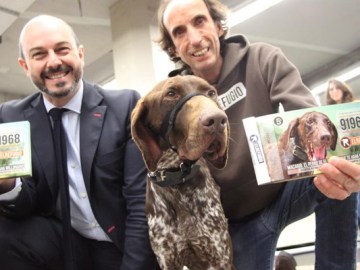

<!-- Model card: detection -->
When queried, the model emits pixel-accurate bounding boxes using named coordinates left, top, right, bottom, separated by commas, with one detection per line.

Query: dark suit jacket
left=0, top=81, right=157, bottom=269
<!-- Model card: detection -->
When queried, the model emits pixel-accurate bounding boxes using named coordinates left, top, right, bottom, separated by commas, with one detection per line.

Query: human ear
left=18, top=57, right=31, bottom=77
left=216, top=22, right=224, bottom=37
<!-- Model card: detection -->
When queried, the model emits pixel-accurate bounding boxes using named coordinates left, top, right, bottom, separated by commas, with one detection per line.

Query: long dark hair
left=326, top=79, right=355, bottom=104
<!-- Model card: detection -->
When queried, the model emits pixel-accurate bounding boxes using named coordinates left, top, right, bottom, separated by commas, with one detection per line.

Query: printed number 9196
left=0, top=133, right=21, bottom=145
left=340, top=116, right=360, bottom=130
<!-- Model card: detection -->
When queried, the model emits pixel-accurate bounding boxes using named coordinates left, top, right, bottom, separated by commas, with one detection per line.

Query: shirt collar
left=43, top=80, right=83, bottom=114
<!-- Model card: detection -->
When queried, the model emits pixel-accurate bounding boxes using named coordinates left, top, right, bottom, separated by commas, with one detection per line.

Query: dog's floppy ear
left=329, top=121, right=338, bottom=150
left=131, top=99, right=162, bottom=172
left=279, top=118, right=300, bottom=148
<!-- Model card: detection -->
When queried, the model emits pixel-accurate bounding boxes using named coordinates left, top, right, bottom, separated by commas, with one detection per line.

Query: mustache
left=41, top=65, right=71, bottom=79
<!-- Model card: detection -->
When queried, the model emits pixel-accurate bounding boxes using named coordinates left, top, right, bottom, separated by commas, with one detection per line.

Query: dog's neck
left=288, top=137, right=308, bottom=161
left=148, top=149, right=200, bottom=187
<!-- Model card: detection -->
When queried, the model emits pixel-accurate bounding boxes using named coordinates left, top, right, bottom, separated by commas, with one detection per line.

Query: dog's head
left=131, top=75, right=229, bottom=172
left=281, top=111, right=338, bottom=161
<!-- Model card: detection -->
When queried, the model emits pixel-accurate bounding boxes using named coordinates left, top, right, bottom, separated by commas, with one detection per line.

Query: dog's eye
left=207, top=89, right=217, bottom=98
left=166, top=89, right=176, bottom=97
left=307, top=118, right=314, bottom=125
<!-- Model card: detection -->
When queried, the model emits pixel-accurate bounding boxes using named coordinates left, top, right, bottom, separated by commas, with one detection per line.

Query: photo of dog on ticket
left=243, top=102, right=360, bottom=184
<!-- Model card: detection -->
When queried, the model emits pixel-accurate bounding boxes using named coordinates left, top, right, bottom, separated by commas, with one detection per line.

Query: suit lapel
left=80, top=82, right=106, bottom=193
left=23, top=83, right=107, bottom=199
left=24, top=95, right=58, bottom=200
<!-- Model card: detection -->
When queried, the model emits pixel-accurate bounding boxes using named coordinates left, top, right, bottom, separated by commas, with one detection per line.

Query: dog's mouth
left=203, top=139, right=224, bottom=160
left=307, top=143, right=327, bottom=161
left=177, top=135, right=227, bottom=165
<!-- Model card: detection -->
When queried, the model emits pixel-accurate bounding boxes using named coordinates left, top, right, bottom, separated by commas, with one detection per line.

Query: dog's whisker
left=227, top=121, right=244, bottom=126
left=229, top=136, right=240, bottom=145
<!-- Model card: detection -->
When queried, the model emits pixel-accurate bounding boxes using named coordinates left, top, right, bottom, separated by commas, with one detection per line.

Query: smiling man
left=156, top=0, right=360, bottom=269
left=0, top=15, right=158, bottom=270
left=18, top=16, right=83, bottom=105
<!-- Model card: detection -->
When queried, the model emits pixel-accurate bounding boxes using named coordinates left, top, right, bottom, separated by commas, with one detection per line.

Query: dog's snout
left=320, top=134, right=331, bottom=143
left=201, top=110, right=228, bottom=132
left=318, top=125, right=332, bottom=143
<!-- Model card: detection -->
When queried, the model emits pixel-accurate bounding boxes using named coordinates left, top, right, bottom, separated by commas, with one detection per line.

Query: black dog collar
left=148, top=160, right=200, bottom=187
left=289, top=138, right=308, bottom=161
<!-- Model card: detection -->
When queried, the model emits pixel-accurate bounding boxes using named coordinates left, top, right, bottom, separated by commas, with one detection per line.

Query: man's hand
left=0, top=178, right=16, bottom=194
left=314, top=156, right=360, bottom=200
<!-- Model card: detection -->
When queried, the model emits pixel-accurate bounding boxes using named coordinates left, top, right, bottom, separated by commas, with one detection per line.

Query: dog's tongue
left=313, top=146, right=326, bottom=160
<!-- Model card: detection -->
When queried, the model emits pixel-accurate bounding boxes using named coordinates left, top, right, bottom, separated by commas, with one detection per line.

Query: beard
left=31, top=64, right=82, bottom=98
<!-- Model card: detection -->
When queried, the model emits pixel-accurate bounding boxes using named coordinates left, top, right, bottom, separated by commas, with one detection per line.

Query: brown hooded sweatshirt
left=173, top=35, right=318, bottom=220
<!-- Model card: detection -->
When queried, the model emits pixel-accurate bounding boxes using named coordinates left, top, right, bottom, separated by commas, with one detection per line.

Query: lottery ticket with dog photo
left=0, top=121, right=32, bottom=179
left=243, top=102, right=360, bottom=184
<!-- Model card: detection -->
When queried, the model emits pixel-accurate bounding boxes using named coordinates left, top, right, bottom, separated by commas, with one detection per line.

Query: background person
left=325, top=79, right=360, bottom=228
left=275, top=251, right=297, bottom=270
left=326, top=78, right=355, bottom=104
left=156, top=0, right=359, bottom=269
left=0, top=15, right=158, bottom=270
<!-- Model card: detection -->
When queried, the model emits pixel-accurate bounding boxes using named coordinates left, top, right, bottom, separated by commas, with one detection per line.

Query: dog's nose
left=320, top=134, right=331, bottom=143
left=200, top=109, right=228, bottom=132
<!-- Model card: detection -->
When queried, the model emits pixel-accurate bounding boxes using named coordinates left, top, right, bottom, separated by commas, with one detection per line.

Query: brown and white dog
left=266, top=111, right=338, bottom=179
left=131, top=75, right=234, bottom=270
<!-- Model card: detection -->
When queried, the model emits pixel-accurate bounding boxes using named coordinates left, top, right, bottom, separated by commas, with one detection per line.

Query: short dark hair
left=156, top=0, right=229, bottom=65
left=275, top=251, right=297, bottom=270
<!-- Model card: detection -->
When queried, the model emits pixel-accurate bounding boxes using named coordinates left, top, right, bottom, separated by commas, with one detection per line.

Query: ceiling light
left=311, top=65, right=360, bottom=95
left=228, top=0, right=285, bottom=28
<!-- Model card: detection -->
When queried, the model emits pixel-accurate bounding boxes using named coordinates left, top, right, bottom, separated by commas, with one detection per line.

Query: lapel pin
left=107, top=225, right=115, bottom=233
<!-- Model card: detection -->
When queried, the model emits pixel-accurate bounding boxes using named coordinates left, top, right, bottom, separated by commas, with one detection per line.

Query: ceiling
left=1, top=0, right=360, bottom=104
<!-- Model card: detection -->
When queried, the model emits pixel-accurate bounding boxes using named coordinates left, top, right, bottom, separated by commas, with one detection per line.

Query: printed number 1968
left=0, top=134, right=21, bottom=145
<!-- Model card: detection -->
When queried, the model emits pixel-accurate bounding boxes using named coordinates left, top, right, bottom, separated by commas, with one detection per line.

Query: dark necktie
left=49, top=108, right=75, bottom=270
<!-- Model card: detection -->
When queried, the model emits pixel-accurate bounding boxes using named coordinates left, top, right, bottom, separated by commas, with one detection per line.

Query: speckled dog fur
left=131, top=75, right=234, bottom=270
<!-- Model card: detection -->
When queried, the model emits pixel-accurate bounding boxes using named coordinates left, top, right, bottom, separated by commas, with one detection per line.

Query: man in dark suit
left=0, top=15, right=157, bottom=270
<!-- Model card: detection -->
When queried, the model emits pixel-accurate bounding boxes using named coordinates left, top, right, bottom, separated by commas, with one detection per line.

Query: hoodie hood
left=217, top=35, right=250, bottom=87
